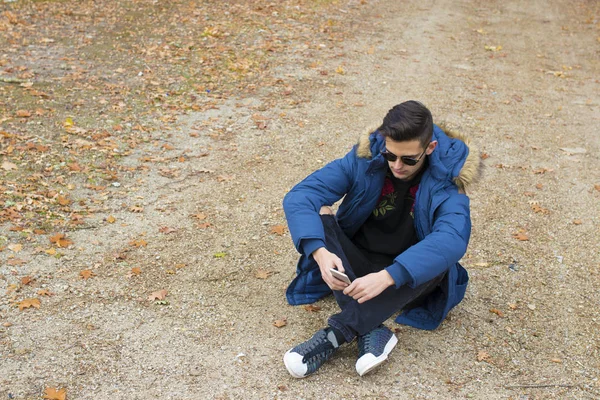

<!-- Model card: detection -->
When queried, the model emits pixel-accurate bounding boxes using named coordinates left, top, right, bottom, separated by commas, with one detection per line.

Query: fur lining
left=355, top=123, right=482, bottom=192
left=437, top=122, right=482, bottom=193
left=356, top=126, right=377, bottom=159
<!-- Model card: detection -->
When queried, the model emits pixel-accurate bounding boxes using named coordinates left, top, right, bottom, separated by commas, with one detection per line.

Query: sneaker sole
left=355, top=334, right=398, bottom=377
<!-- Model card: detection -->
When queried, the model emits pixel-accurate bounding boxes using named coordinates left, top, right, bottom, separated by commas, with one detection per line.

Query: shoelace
left=302, top=340, right=334, bottom=363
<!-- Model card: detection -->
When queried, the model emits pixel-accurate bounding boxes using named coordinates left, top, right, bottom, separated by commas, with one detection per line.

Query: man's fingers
left=333, top=257, right=345, bottom=274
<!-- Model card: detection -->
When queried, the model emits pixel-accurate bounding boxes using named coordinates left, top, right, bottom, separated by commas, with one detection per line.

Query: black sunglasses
left=382, top=145, right=428, bottom=166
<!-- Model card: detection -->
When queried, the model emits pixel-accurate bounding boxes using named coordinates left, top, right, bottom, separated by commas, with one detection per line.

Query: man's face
left=384, top=138, right=437, bottom=181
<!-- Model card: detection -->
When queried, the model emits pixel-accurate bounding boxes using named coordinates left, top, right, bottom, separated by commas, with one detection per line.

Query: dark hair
left=377, top=101, right=433, bottom=147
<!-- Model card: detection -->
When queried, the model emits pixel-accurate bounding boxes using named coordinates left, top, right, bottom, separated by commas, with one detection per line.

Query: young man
left=282, top=101, right=481, bottom=378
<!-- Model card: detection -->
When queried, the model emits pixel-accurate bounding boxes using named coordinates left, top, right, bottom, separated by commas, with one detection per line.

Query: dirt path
left=1, top=0, right=599, bottom=399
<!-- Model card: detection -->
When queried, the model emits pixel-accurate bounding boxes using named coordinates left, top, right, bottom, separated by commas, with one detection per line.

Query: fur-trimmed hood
left=356, top=123, right=482, bottom=193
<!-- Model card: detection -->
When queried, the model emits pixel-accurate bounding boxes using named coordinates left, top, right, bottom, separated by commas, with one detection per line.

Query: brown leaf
left=1, top=161, right=18, bottom=170
left=255, top=269, right=273, bottom=279
left=18, top=298, right=41, bottom=310
left=21, top=276, right=33, bottom=285
left=535, top=183, right=543, bottom=190
left=129, top=206, right=144, bottom=213
left=594, top=184, right=600, bottom=192
left=8, top=243, right=23, bottom=252
left=131, top=267, right=142, bottom=275
left=16, top=110, right=32, bottom=118
left=550, top=358, right=563, bottom=363
left=159, top=226, right=177, bottom=234
left=57, top=195, right=71, bottom=206
left=217, top=174, right=235, bottom=182
left=508, top=303, right=518, bottom=310
left=7, top=258, right=26, bottom=266
left=43, top=387, right=66, bottom=400
left=192, top=213, right=207, bottom=220
left=480, top=153, right=490, bottom=160
left=197, top=222, right=212, bottom=229
left=148, top=289, right=168, bottom=301
left=49, top=233, right=73, bottom=248
left=273, top=318, right=287, bottom=328
left=477, top=351, right=491, bottom=362
left=270, top=225, right=286, bottom=235
left=512, top=232, right=529, bottom=241
left=573, top=219, right=582, bottom=225
left=38, top=289, right=54, bottom=296
left=489, top=308, right=505, bottom=318
left=303, top=305, right=322, bottom=312
left=80, top=270, right=95, bottom=279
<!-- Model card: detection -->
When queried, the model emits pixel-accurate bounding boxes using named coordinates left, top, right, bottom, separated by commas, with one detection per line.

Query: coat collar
left=356, top=123, right=482, bottom=193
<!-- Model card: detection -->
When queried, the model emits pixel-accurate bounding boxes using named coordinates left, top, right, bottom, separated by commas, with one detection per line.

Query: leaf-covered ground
left=1, top=0, right=599, bottom=399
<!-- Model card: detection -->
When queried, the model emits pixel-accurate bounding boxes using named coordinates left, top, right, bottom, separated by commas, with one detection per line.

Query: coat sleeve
left=283, top=148, right=357, bottom=254
left=387, top=193, right=471, bottom=288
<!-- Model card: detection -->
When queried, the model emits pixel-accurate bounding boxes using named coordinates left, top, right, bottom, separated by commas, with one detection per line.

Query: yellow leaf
left=335, top=65, right=345, bottom=75
left=43, top=387, right=66, bottom=400
left=18, top=298, right=41, bottom=310
left=106, top=215, right=116, bottom=223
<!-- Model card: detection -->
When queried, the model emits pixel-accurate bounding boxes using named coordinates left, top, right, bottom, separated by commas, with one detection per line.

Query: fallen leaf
left=129, top=239, right=148, bottom=247
left=106, top=216, right=116, bottom=223
left=255, top=269, right=273, bottom=279
left=148, top=289, right=168, bottom=301
left=273, top=318, right=287, bottom=328
left=131, top=267, right=142, bottom=275
left=192, top=213, right=207, bottom=220
left=16, top=109, right=32, bottom=118
left=508, top=303, right=518, bottom=310
left=197, top=222, right=212, bottom=229
left=214, top=252, right=227, bottom=258
left=484, top=45, right=502, bottom=52
left=45, top=248, right=57, bottom=255
left=7, top=258, right=26, bottom=266
left=573, top=219, right=582, bottom=225
left=335, top=65, right=345, bottom=74
left=18, top=298, right=41, bottom=310
left=594, top=184, right=600, bottom=192
left=512, top=232, right=529, bottom=241
left=49, top=233, right=73, bottom=248
left=57, top=195, right=71, bottom=206
left=129, top=206, right=144, bottom=213
left=270, top=225, right=286, bottom=235
left=80, top=270, right=95, bottom=279
left=481, top=153, right=490, bottom=160
left=1, top=161, right=18, bottom=170
left=21, top=276, right=33, bottom=285
left=535, top=183, right=543, bottom=190
left=489, top=308, right=505, bottom=318
left=38, top=289, right=54, bottom=296
left=550, top=358, right=563, bottom=363
left=477, top=351, right=491, bottom=362
left=8, top=243, right=23, bottom=252
left=304, top=305, right=322, bottom=312
left=159, top=226, right=177, bottom=234
left=43, top=387, right=66, bottom=400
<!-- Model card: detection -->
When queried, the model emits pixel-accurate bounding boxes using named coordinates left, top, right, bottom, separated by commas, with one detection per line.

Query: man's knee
left=319, top=206, right=334, bottom=215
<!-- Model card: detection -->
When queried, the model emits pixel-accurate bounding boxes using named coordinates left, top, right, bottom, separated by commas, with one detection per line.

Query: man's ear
left=426, top=140, right=438, bottom=155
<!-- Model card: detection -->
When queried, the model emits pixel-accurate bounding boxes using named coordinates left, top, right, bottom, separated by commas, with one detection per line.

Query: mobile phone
left=330, top=268, right=351, bottom=284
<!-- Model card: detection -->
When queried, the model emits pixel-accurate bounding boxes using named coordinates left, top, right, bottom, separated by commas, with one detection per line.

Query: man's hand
left=343, top=270, right=395, bottom=303
left=312, top=247, right=349, bottom=291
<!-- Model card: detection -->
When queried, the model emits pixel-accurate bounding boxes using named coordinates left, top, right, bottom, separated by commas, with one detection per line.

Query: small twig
left=504, top=383, right=577, bottom=389
left=0, top=77, right=26, bottom=84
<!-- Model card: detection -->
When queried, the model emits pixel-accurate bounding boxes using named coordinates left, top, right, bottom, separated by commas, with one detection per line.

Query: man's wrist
left=379, top=270, right=395, bottom=287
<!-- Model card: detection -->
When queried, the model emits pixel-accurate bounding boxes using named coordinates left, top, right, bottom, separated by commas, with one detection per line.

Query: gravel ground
left=1, top=0, right=599, bottom=399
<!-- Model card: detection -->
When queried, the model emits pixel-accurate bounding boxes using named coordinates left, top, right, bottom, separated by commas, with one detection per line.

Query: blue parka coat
left=283, top=125, right=481, bottom=330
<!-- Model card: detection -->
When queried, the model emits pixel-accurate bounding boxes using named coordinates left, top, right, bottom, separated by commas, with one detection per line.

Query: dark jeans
left=320, top=215, right=445, bottom=342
